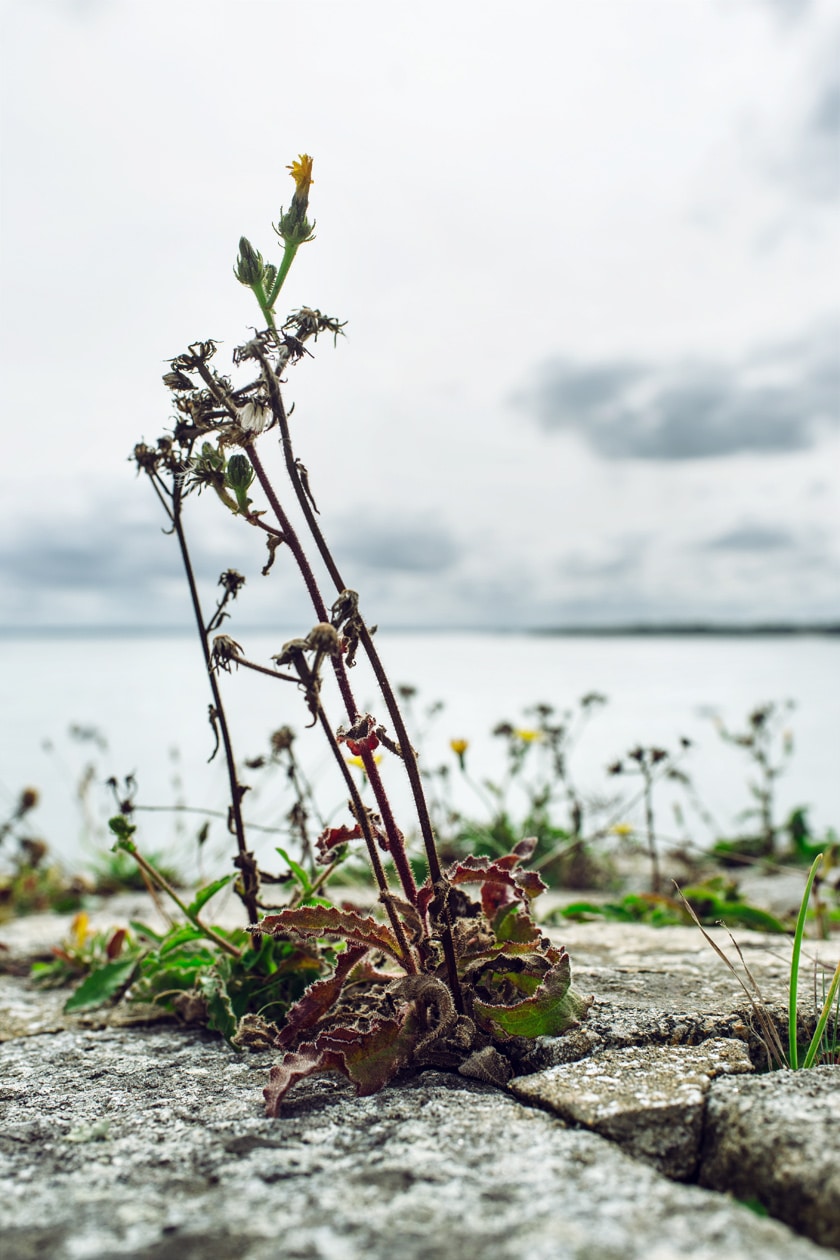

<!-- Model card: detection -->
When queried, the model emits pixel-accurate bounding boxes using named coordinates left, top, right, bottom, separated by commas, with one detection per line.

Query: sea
left=1, top=630, right=837, bottom=880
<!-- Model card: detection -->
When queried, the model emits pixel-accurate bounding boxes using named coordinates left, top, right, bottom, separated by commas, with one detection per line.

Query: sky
left=1, top=0, right=838, bottom=630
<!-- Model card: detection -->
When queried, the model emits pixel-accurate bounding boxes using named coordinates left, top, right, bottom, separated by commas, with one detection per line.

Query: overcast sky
left=1, top=0, right=838, bottom=630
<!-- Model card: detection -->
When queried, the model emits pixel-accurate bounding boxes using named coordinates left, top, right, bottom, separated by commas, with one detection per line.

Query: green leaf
left=129, top=920, right=165, bottom=943
left=473, top=950, right=591, bottom=1039
left=187, top=875, right=233, bottom=918
left=275, top=846, right=312, bottom=895
left=199, top=973, right=238, bottom=1042
left=64, top=958, right=138, bottom=1012
left=158, top=924, right=208, bottom=955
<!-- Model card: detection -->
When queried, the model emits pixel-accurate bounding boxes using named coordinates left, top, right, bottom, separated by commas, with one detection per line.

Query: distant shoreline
left=1, top=623, right=838, bottom=639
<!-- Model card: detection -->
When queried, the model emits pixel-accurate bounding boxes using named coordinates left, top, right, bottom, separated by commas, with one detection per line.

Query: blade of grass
left=802, top=958, right=840, bottom=1069
left=788, top=853, right=823, bottom=1070
left=674, top=882, right=787, bottom=1069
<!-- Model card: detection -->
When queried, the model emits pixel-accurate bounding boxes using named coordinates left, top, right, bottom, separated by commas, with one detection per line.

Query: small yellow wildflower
left=70, top=911, right=89, bottom=950
left=611, top=823, right=634, bottom=837
left=287, top=154, right=314, bottom=193
left=449, top=738, right=469, bottom=770
left=513, top=729, right=542, bottom=744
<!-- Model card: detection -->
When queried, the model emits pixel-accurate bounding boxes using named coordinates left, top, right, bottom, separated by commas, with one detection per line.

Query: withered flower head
left=218, top=569, right=246, bottom=598
left=162, top=368, right=195, bottom=392
left=272, top=638, right=309, bottom=668
left=237, top=400, right=270, bottom=435
left=270, top=726, right=295, bottom=755
left=210, top=634, right=244, bottom=673
left=306, top=622, right=341, bottom=655
left=18, top=787, right=39, bottom=813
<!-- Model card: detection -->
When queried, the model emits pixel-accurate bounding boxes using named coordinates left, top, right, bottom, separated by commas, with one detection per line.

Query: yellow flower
left=70, top=912, right=89, bottom=950
left=449, top=737, right=469, bottom=770
left=287, top=154, right=314, bottom=193
left=611, top=823, right=634, bottom=837
left=513, top=729, right=542, bottom=743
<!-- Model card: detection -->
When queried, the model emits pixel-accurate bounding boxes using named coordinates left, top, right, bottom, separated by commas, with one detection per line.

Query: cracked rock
left=510, top=1038, right=753, bottom=1179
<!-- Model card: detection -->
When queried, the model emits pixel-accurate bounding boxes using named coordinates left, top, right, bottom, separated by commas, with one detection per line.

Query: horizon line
left=1, top=621, right=838, bottom=638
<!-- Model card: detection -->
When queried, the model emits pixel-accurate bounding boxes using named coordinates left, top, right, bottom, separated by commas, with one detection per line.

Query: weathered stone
left=0, top=1026, right=833, bottom=1260
left=700, top=1066, right=840, bottom=1250
left=510, top=1038, right=753, bottom=1179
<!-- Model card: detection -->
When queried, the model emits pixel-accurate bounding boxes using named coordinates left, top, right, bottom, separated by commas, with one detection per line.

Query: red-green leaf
left=447, top=855, right=546, bottom=919
left=264, top=1008, right=420, bottom=1115
left=472, top=949, right=590, bottom=1039
left=315, top=823, right=364, bottom=865
left=274, top=944, right=367, bottom=1049
left=264, top=1044, right=333, bottom=1116
left=255, top=906, right=407, bottom=966
left=318, top=1010, right=420, bottom=1095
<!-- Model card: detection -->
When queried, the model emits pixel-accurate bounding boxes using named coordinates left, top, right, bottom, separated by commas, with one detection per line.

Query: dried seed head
left=270, top=726, right=295, bottom=755
left=218, top=569, right=246, bottom=598
left=272, top=638, right=309, bottom=668
left=306, top=622, right=341, bottom=654
left=237, top=401, right=271, bottom=435
left=210, top=635, right=244, bottom=673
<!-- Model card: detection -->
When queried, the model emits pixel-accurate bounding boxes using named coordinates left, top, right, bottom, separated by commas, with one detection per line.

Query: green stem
left=266, top=241, right=299, bottom=309
left=789, top=853, right=823, bottom=1069
left=116, top=841, right=242, bottom=960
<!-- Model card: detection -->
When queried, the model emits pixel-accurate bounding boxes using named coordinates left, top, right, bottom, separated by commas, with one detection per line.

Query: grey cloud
left=516, top=323, right=840, bottom=460
left=703, top=525, right=798, bottom=552
left=756, top=0, right=814, bottom=21
left=793, top=76, right=840, bottom=202
left=335, top=521, right=460, bottom=574
left=1, top=516, right=231, bottom=595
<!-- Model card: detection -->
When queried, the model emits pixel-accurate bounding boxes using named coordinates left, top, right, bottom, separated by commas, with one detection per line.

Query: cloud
left=702, top=524, right=798, bottom=551
left=755, top=0, right=815, bottom=21
left=515, top=323, right=840, bottom=460
left=334, top=521, right=460, bottom=574
left=790, top=73, right=840, bottom=202
left=0, top=518, right=224, bottom=593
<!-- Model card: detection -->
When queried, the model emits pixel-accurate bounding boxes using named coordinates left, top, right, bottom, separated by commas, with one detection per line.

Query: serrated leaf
left=64, top=958, right=138, bottom=1012
left=256, top=906, right=407, bottom=965
left=319, top=1010, right=419, bottom=1095
left=493, top=906, right=542, bottom=944
left=473, top=950, right=590, bottom=1039
left=264, top=1008, right=419, bottom=1115
left=314, top=824, right=364, bottom=865
left=187, top=875, right=233, bottom=917
left=274, top=945, right=367, bottom=1048
left=447, top=855, right=546, bottom=919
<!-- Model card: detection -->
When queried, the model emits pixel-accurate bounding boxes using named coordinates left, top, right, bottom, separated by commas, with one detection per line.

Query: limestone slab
left=700, top=1066, right=840, bottom=1250
left=510, top=1038, right=753, bottom=1179
left=0, top=1026, right=833, bottom=1260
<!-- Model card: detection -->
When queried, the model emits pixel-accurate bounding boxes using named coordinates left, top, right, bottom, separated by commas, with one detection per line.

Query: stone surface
left=700, top=1066, right=840, bottom=1250
left=2, top=901, right=838, bottom=1255
left=1, top=1025, right=834, bottom=1260
left=510, top=1038, right=753, bottom=1179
